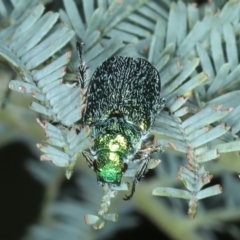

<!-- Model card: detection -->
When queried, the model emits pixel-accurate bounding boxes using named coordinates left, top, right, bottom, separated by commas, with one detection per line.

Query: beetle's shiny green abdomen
left=91, top=111, right=142, bottom=184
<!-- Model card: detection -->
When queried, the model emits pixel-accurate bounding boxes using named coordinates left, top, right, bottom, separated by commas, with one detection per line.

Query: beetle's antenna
left=76, top=41, right=88, bottom=89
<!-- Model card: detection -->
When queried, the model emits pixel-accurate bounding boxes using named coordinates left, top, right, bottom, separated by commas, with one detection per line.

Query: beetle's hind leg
left=123, top=157, right=149, bottom=200
left=123, top=134, right=163, bottom=200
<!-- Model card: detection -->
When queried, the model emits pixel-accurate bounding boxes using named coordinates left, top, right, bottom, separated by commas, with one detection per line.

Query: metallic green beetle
left=77, top=42, right=165, bottom=200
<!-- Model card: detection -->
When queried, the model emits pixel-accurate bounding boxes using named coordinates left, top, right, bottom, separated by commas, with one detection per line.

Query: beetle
left=77, top=42, right=165, bottom=200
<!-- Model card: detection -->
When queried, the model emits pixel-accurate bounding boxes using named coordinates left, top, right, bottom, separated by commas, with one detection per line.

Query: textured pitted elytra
left=83, top=56, right=162, bottom=133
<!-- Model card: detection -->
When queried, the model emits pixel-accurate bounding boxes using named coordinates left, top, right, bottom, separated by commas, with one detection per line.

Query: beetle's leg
left=123, top=144, right=163, bottom=200
left=122, top=162, right=128, bottom=172
left=140, top=134, right=163, bottom=155
left=159, top=97, right=166, bottom=110
left=139, top=145, right=163, bottom=154
left=123, top=157, right=149, bottom=200
left=82, top=150, right=97, bottom=171
left=159, top=97, right=172, bottom=115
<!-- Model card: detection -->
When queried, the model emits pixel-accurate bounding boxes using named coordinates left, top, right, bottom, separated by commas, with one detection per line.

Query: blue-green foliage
left=1, top=0, right=240, bottom=239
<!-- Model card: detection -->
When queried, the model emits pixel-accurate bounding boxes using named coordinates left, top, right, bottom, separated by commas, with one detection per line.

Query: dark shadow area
left=0, top=141, right=44, bottom=240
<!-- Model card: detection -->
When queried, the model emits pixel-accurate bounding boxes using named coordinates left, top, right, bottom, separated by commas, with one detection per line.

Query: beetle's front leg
left=82, top=150, right=97, bottom=171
